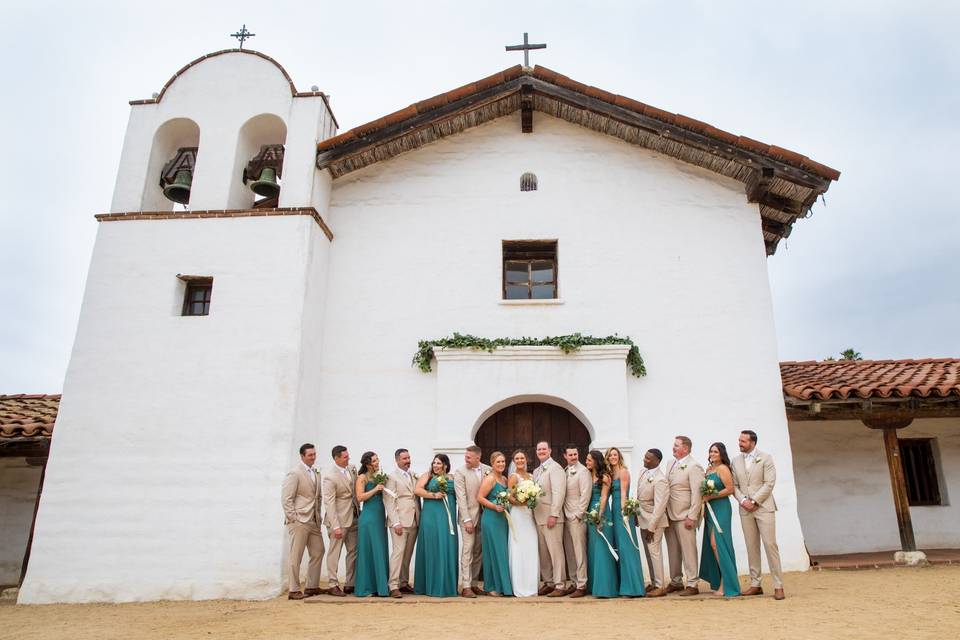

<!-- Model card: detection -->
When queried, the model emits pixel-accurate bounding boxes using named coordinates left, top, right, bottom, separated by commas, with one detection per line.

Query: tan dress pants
left=537, top=522, right=566, bottom=587
left=388, top=525, right=418, bottom=590
left=325, top=525, right=358, bottom=588
left=287, top=521, right=325, bottom=592
left=664, top=519, right=699, bottom=587
left=459, top=523, right=483, bottom=588
left=643, top=527, right=666, bottom=588
left=563, top=518, right=588, bottom=589
left=740, top=509, right=784, bottom=588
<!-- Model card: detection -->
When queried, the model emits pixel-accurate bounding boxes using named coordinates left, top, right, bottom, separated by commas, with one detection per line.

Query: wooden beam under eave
left=879, top=425, right=918, bottom=552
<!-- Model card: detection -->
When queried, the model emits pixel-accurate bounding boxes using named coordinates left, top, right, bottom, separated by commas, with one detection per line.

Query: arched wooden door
left=474, top=402, right=591, bottom=470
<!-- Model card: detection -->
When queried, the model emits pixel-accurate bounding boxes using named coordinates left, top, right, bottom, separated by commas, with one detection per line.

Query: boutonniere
left=754, top=457, right=762, bottom=464
left=680, top=464, right=688, bottom=470
left=410, top=471, right=418, bottom=481
left=483, top=469, right=491, bottom=476
left=646, top=476, right=655, bottom=483
left=568, top=468, right=577, bottom=476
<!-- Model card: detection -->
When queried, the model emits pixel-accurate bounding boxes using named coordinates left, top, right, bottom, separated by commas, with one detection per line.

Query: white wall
left=0, top=458, right=42, bottom=585
left=19, top=215, right=326, bottom=603
left=790, top=417, right=960, bottom=555
left=312, top=113, right=808, bottom=572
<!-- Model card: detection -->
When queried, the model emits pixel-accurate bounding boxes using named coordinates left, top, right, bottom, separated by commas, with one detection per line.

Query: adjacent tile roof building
left=0, top=394, right=60, bottom=441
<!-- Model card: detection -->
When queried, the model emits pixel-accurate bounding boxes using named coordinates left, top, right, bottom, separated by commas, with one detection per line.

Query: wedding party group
left=280, top=430, right=785, bottom=601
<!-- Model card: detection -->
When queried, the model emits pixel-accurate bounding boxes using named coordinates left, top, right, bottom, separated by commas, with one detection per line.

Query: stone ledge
left=94, top=207, right=333, bottom=241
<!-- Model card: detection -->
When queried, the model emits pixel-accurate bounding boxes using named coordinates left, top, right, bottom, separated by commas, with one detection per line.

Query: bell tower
left=19, top=50, right=338, bottom=603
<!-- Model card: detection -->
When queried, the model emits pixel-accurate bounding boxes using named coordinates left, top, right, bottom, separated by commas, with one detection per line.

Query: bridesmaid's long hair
left=709, top=442, right=732, bottom=468
left=604, top=446, right=627, bottom=472
left=358, top=451, right=376, bottom=476
left=432, top=453, right=451, bottom=476
left=586, top=449, right=610, bottom=485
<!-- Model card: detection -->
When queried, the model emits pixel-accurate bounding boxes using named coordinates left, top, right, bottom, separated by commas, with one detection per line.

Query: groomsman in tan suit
left=532, top=441, right=567, bottom=597
left=664, top=435, right=705, bottom=596
left=454, top=445, right=490, bottom=598
left=733, top=429, right=785, bottom=600
left=636, top=448, right=669, bottom=597
left=322, top=445, right=359, bottom=597
left=383, top=448, right=420, bottom=598
left=561, top=444, right=591, bottom=598
left=281, top=443, right=325, bottom=600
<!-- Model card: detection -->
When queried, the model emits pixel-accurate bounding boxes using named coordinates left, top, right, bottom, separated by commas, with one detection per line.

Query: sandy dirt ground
left=3, top=566, right=959, bottom=640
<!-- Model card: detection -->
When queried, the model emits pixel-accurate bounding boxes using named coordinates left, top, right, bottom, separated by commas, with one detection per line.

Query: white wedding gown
left=508, top=504, right=540, bottom=597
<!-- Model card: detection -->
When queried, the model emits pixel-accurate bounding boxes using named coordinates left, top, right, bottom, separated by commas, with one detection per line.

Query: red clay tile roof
left=780, top=359, right=960, bottom=401
left=0, top=394, right=60, bottom=440
left=316, top=64, right=840, bottom=182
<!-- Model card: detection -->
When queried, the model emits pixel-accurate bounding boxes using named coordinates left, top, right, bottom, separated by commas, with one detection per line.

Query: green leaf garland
left=413, top=332, right=646, bottom=377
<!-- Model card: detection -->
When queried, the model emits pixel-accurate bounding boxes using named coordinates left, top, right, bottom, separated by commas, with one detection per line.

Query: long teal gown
left=586, top=480, right=619, bottom=598
left=699, top=471, right=741, bottom=597
left=355, top=480, right=389, bottom=596
left=413, top=475, right=459, bottom=597
left=611, top=477, right=646, bottom=597
left=480, top=481, right=513, bottom=596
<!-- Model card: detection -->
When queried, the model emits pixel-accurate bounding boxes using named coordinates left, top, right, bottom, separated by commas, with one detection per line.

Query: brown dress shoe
left=774, top=588, right=785, bottom=600
left=645, top=583, right=654, bottom=592
left=646, top=587, right=667, bottom=598
left=460, top=588, right=477, bottom=598
left=399, top=584, right=415, bottom=594
left=389, top=589, right=402, bottom=599
left=537, top=584, right=554, bottom=596
left=664, top=583, right=684, bottom=594
left=327, top=586, right=346, bottom=597
left=569, top=588, right=587, bottom=598
left=344, top=586, right=355, bottom=595
left=288, top=591, right=305, bottom=600
left=678, top=586, right=699, bottom=596
left=473, top=587, right=489, bottom=596
left=303, top=587, right=324, bottom=597
left=742, top=586, right=763, bottom=596
left=562, top=585, right=577, bottom=596
left=547, top=587, right=566, bottom=597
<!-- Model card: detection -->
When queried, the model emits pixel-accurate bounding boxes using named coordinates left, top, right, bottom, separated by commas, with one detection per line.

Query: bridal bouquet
left=511, top=479, right=544, bottom=509
left=700, top=478, right=719, bottom=496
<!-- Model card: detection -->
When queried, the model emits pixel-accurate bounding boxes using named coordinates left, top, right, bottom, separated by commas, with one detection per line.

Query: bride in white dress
left=507, top=450, right=540, bottom=597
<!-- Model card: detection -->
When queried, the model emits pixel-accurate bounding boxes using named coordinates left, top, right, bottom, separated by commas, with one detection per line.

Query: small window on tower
left=502, top=240, right=557, bottom=300
left=178, top=275, right=213, bottom=316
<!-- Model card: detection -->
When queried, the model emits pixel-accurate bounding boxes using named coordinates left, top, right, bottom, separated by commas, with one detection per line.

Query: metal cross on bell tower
left=230, top=24, right=256, bottom=49
left=505, top=32, right=546, bottom=67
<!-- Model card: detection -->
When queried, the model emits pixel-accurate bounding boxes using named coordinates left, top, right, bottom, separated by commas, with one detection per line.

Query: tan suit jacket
left=562, top=462, right=592, bottom=521
left=281, top=465, right=322, bottom=526
left=636, top=467, right=669, bottom=531
left=533, top=459, right=567, bottom=525
left=732, top=449, right=777, bottom=513
left=383, top=468, right=421, bottom=528
left=322, top=464, right=359, bottom=530
left=666, top=456, right=705, bottom=522
left=454, top=463, right=491, bottom=525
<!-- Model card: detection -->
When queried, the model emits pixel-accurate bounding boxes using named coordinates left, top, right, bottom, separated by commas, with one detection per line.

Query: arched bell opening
left=228, top=113, right=287, bottom=209
left=143, top=118, right=200, bottom=211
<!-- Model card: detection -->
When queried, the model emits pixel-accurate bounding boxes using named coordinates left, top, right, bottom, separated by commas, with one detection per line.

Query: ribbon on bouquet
left=621, top=516, right=643, bottom=552
left=381, top=486, right=398, bottom=499
left=502, top=508, right=517, bottom=541
left=705, top=501, right=723, bottom=534
left=597, top=527, right=619, bottom=561
left=440, top=495, right=456, bottom=536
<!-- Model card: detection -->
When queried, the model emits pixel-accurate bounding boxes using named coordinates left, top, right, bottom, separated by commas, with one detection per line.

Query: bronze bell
left=249, top=167, right=280, bottom=199
left=162, top=169, right=192, bottom=204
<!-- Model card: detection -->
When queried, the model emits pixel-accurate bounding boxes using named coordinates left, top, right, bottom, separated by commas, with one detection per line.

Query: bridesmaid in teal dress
left=699, top=442, right=741, bottom=598
left=413, top=454, right=459, bottom=597
left=605, top=447, right=646, bottom=597
left=584, top=450, right=618, bottom=598
left=354, top=451, right=390, bottom=597
left=477, top=451, right=513, bottom=597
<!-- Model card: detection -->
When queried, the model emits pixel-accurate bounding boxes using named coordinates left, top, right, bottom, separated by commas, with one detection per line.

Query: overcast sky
left=1, top=1, right=958, bottom=393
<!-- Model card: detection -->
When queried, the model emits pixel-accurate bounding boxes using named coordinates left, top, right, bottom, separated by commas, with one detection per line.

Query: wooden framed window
left=179, top=276, right=213, bottom=316
left=502, top=240, right=557, bottom=300
left=899, top=438, right=942, bottom=506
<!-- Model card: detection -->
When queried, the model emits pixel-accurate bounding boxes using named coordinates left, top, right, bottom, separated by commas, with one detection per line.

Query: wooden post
left=880, top=427, right=917, bottom=552
left=19, top=456, right=48, bottom=587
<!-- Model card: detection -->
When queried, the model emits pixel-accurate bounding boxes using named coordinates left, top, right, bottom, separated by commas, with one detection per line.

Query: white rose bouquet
left=510, top=479, right=544, bottom=509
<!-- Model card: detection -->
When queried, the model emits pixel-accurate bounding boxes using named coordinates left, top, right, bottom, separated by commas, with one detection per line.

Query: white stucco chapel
left=7, top=48, right=958, bottom=604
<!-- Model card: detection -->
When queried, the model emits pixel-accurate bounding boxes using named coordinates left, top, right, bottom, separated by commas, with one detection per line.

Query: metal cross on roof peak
left=230, top=24, right=256, bottom=49
left=505, top=32, right=546, bottom=67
